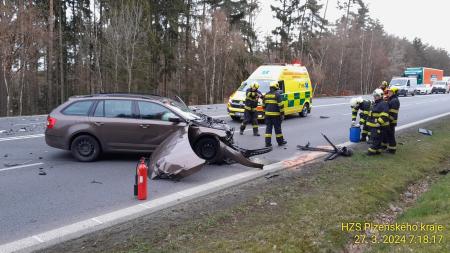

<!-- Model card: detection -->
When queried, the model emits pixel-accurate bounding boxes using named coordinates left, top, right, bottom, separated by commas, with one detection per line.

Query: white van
left=389, top=77, right=417, bottom=96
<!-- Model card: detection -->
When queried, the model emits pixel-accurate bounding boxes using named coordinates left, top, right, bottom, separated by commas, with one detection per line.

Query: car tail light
left=47, top=116, right=57, bottom=129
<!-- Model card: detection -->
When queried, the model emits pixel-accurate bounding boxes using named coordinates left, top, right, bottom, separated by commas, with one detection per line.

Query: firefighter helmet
left=381, top=81, right=388, bottom=88
left=388, top=86, right=399, bottom=94
left=251, top=82, right=260, bottom=90
left=350, top=97, right=363, bottom=107
left=269, top=81, right=279, bottom=89
left=373, top=88, right=384, bottom=98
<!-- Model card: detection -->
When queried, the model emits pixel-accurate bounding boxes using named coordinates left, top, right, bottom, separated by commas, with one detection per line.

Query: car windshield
left=238, top=79, right=275, bottom=94
left=164, top=99, right=202, bottom=121
left=433, top=81, right=445, bottom=86
left=390, top=79, right=407, bottom=86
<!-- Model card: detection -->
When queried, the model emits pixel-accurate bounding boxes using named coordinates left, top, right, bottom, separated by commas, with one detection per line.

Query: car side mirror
left=168, top=117, right=183, bottom=123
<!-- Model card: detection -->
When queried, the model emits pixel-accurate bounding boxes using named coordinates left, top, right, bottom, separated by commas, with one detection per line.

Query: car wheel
left=231, top=116, right=241, bottom=121
left=299, top=104, right=308, bottom=117
left=194, top=137, right=219, bottom=161
left=70, top=135, right=101, bottom=162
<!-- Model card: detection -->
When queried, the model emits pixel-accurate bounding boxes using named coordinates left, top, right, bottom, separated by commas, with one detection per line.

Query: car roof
left=68, top=93, right=169, bottom=102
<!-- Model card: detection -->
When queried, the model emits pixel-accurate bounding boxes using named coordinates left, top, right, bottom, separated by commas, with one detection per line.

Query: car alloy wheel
left=71, top=135, right=101, bottom=162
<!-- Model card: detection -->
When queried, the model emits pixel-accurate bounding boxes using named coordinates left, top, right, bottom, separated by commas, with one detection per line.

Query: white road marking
left=13, top=122, right=46, bottom=126
left=211, top=114, right=229, bottom=118
left=233, top=126, right=267, bottom=134
left=314, top=102, right=348, bottom=108
left=32, top=236, right=44, bottom=243
left=0, top=134, right=45, bottom=142
left=0, top=163, right=44, bottom=172
left=91, top=218, right=103, bottom=224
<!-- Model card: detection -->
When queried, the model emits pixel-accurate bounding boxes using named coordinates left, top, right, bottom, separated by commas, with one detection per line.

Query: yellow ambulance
left=227, top=64, right=313, bottom=120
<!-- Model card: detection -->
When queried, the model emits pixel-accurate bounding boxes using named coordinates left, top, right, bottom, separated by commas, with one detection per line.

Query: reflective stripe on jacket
left=263, top=90, right=284, bottom=117
left=387, top=94, right=400, bottom=126
left=367, top=99, right=389, bottom=128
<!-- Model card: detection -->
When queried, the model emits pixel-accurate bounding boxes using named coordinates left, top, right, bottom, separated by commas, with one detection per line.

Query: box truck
left=403, top=67, right=443, bottom=85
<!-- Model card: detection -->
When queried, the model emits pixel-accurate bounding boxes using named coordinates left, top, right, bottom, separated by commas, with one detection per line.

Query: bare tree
left=104, top=8, right=121, bottom=92
left=120, top=2, right=143, bottom=93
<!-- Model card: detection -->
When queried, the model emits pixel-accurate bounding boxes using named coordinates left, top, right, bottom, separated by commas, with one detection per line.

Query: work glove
left=281, top=115, right=285, bottom=121
left=351, top=120, right=356, bottom=126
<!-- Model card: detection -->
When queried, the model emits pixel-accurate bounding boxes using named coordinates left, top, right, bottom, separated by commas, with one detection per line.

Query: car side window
left=93, top=100, right=104, bottom=117
left=407, top=80, right=410, bottom=86
left=137, top=101, right=176, bottom=121
left=104, top=100, right=134, bottom=118
left=62, top=101, right=93, bottom=116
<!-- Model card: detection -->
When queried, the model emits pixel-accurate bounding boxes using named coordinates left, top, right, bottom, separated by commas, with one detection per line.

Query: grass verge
left=367, top=170, right=449, bottom=253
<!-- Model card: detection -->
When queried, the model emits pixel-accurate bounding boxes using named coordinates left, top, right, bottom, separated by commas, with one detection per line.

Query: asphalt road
left=1, top=94, right=450, bottom=245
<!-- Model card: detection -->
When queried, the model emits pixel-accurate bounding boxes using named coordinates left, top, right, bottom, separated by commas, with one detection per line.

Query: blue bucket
left=349, top=126, right=361, bottom=143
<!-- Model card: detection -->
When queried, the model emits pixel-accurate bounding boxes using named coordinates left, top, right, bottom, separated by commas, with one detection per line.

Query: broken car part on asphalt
left=148, top=111, right=272, bottom=180
left=297, top=133, right=353, bottom=160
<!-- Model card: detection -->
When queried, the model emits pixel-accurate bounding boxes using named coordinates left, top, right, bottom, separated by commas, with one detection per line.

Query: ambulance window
left=278, top=80, right=285, bottom=93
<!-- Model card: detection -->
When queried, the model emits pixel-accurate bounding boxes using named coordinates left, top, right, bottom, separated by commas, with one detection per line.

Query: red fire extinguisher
left=134, top=157, right=148, bottom=200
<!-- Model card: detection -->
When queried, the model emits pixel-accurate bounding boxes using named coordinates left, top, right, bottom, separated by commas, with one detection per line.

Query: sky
left=255, top=0, right=450, bottom=52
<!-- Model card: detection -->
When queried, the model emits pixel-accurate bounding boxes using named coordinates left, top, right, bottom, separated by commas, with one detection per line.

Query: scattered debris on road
left=3, top=154, right=8, bottom=158
left=297, top=133, right=353, bottom=160
left=0, top=130, right=6, bottom=134
left=319, top=116, right=330, bottom=119
left=418, top=128, right=433, bottom=136
left=91, top=180, right=103, bottom=184
left=18, top=127, right=27, bottom=132
left=265, top=173, right=279, bottom=179
left=38, top=168, right=47, bottom=176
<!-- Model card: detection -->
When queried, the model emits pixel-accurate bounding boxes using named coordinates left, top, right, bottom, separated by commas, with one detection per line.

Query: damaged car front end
left=148, top=101, right=272, bottom=180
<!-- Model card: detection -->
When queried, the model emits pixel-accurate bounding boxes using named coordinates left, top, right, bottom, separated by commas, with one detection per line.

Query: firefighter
left=349, top=97, right=372, bottom=142
left=366, top=89, right=390, bottom=155
left=380, top=81, right=389, bottom=100
left=263, top=81, right=287, bottom=147
left=384, top=86, right=400, bottom=154
left=240, top=82, right=262, bottom=136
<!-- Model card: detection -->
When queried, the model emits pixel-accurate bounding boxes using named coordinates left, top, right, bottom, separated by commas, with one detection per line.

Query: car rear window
left=104, top=100, right=134, bottom=118
left=62, top=101, right=93, bottom=116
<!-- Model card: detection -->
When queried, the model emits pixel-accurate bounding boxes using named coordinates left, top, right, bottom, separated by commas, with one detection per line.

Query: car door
left=136, top=101, right=186, bottom=151
left=89, top=99, right=142, bottom=151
